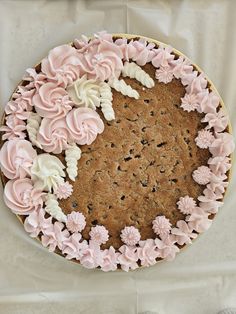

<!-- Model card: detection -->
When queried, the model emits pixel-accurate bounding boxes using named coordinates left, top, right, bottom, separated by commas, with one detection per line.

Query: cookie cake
left=0, top=31, right=234, bottom=271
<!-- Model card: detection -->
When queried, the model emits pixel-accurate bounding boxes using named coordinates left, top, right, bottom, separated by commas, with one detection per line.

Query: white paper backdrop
left=0, top=1, right=235, bottom=313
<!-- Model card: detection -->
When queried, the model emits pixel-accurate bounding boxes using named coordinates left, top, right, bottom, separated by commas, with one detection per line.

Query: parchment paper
left=0, top=1, right=235, bottom=313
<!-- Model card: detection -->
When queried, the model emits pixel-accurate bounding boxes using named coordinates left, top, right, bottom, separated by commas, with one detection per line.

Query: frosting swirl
left=37, top=116, right=72, bottom=154
left=0, top=139, right=37, bottom=179
left=41, top=45, right=81, bottom=87
left=66, top=107, right=104, bottom=145
left=4, top=178, right=44, bottom=215
left=33, top=82, right=73, bottom=118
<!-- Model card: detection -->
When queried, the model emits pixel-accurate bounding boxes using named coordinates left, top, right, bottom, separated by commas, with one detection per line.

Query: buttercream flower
left=171, top=220, right=197, bottom=246
left=0, top=139, right=37, bottom=179
left=118, top=245, right=139, bottom=272
left=177, top=196, right=197, bottom=215
left=78, top=37, right=123, bottom=81
left=33, top=82, right=73, bottom=118
left=89, top=225, right=109, bottom=245
left=138, top=239, right=159, bottom=267
left=31, top=153, right=65, bottom=192
left=55, top=181, right=73, bottom=200
left=152, top=45, right=174, bottom=68
left=24, top=208, right=52, bottom=237
left=100, top=246, right=119, bottom=272
left=198, top=188, right=223, bottom=214
left=23, top=68, right=47, bottom=90
left=155, top=234, right=179, bottom=261
left=66, top=211, right=86, bottom=233
left=80, top=240, right=103, bottom=269
left=180, top=93, right=199, bottom=112
left=201, top=109, right=228, bottom=133
left=197, top=90, right=220, bottom=114
left=67, top=74, right=100, bottom=109
left=37, top=116, right=72, bottom=154
left=186, top=73, right=207, bottom=94
left=41, top=221, right=70, bottom=252
left=192, top=166, right=212, bottom=185
left=41, top=44, right=81, bottom=87
left=131, top=39, right=156, bottom=66
left=195, top=129, right=215, bottom=149
left=208, top=156, right=231, bottom=175
left=120, top=226, right=141, bottom=246
left=181, top=70, right=198, bottom=86
left=209, top=132, right=235, bottom=157
left=62, top=232, right=88, bottom=260
left=186, top=208, right=212, bottom=233
left=4, top=178, right=44, bottom=215
left=66, top=107, right=104, bottom=145
left=155, top=66, right=174, bottom=84
left=12, top=86, right=35, bottom=111
left=206, top=174, right=228, bottom=197
left=171, top=56, right=193, bottom=79
left=5, top=100, right=30, bottom=120
left=0, top=115, right=26, bottom=140
left=152, top=216, right=171, bottom=236
left=114, top=38, right=137, bottom=61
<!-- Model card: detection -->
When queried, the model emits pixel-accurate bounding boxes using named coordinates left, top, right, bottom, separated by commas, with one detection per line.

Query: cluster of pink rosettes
left=0, top=31, right=234, bottom=271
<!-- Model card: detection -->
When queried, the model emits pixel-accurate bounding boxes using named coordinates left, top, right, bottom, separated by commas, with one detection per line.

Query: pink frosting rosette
left=33, top=82, right=73, bottom=118
left=4, top=178, right=44, bottom=215
left=0, top=139, right=37, bottom=179
left=66, top=107, right=104, bottom=145
left=41, top=44, right=81, bottom=87
left=0, top=115, right=26, bottom=140
left=100, top=247, right=119, bottom=272
left=41, top=221, right=70, bottom=252
left=23, top=68, right=47, bottom=91
left=209, top=132, right=235, bottom=157
left=131, top=39, right=156, bottom=66
left=37, top=116, right=72, bottom=154
left=77, top=37, right=123, bottom=81
left=24, top=208, right=52, bottom=237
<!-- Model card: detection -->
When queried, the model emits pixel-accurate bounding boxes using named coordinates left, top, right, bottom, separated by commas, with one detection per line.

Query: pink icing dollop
left=171, top=56, right=193, bottom=79
left=37, top=116, right=72, bottom=154
left=155, top=65, right=174, bottom=84
left=138, top=239, right=159, bottom=267
left=24, top=208, right=52, bottom=237
left=171, top=220, right=197, bottom=246
left=4, top=178, right=44, bottom=215
left=185, top=73, right=207, bottom=94
left=5, top=100, right=30, bottom=121
left=130, top=39, right=156, bottom=66
left=120, top=226, right=141, bottom=246
left=177, top=196, right=197, bottom=215
left=0, top=139, right=37, bottom=179
left=198, top=188, right=223, bottom=214
left=0, top=115, right=26, bottom=140
left=33, top=82, right=73, bottom=118
left=207, top=174, right=228, bottom=197
left=155, top=235, right=179, bottom=261
left=195, top=129, right=215, bottom=149
left=23, top=68, right=47, bottom=91
left=66, top=211, right=86, bottom=233
left=118, top=245, right=139, bottom=272
left=186, top=208, right=212, bottom=233
left=197, top=90, right=220, bottom=114
left=192, top=166, right=212, bottom=185
left=208, top=156, right=231, bottom=175
left=114, top=38, right=137, bottom=61
left=41, top=221, right=70, bottom=252
left=62, top=232, right=88, bottom=260
left=66, top=107, right=104, bottom=145
left=80, top=240, right=103, bottom=269
left=77, top=36, right=123, bottom=81
left=41, top=45, right=81, bottom=87
left=54, top=181, right=73, bottom=199
left=100, top=246, right=119, bottom=272
left=201, top=109, right=228, bottom=133
left=209, top=132, right=235, bottom=157
left=180, top=93, right=199, bottom=112
left=181, top=70, right=198, bottom=86
left=152, top=215, right=171, bottom=237
left=152, top=45, right=174, bottom=68
left=89, top=225, right=109, bottom=245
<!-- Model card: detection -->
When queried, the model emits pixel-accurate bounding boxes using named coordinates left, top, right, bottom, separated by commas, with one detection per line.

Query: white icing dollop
left=122, top=61, right=154, bottom=88
left=31, top=154, right=65, bottom=192
left=65, top=143, right=81, bottom=181
left=67, top=74, right=100, bottom=110
left=108, top=77, right=139, bottom=99
left=26, top=112, right=42, bottom=148
left=99, top=82, right=115, bottom=121
left=45, top=193, right=67, bottom=222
